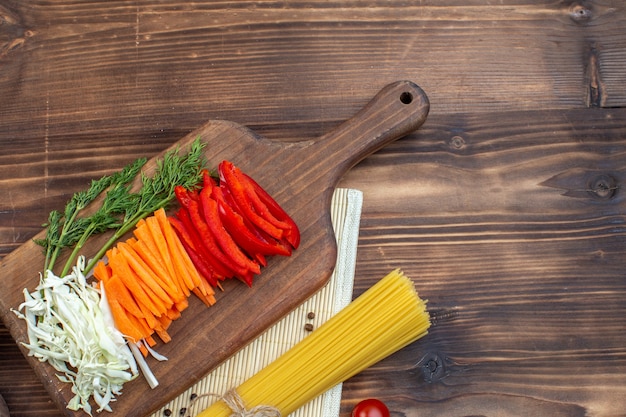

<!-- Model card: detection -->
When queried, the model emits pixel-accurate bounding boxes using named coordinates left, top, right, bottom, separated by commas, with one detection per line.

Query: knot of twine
left=187, top=389, right=281, bottom=417
left=222, top=389, right=282, bottom=417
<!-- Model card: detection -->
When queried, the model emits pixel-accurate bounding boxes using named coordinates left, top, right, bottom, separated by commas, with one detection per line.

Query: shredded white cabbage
left=13, top=257, right=139, bottom=415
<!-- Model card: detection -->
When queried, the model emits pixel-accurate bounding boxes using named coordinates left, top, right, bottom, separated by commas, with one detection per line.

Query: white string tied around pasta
left=188, top=390, right=281, bottom=417
left=222, top=389, right=281, bottom=417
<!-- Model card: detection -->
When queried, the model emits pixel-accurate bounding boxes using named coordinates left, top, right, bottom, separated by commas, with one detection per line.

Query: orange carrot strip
left=174, top=298, right=189, bottom=313
left=192, top=287, right=216, bottom=307
left=109, top=250, right=163, bottom=317
left=137, top=278, right=171, bottom=315
left=118, top=241, right=176, bottom=306
left=130, top=239, right=185, bottom=303
left=105, top=248, right=116, bottom=264
left=155, top=327, right=172, bottom=344
left=133, top=223, right=160, bottom=260
left=127, top=310, right=153, bottom=339
left=155, top=208, right=203, bottom=292
left=93, top=261, right=112, bottom=282
left=108, top=298, right=143, bottom=343
left=135, top=298, right=160, bottom=331
left=165, top=307, right=182, bottom=321
left=145, top=335, right=157, bottom=347
left=146, top=215, right=191, bottom=297
left=202, top=280, right=217, bottom=305
left=138, top=342, right=149, bottom=358
left=104, top=274, right=145, bottom=319
left=133, top=221, right=177, bottom=293
left=157, top=314, right=173, bottom=330
left=193, top=277, right=217, bottom=306
left=145, top=215, right=176, bottom=279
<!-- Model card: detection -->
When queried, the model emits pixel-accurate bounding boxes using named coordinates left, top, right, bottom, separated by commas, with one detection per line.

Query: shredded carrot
left=127, top=309, right=153, bottom=339
left=109, top=250, right=164, bottom=317
left=145, top=216, right=176, bottom=280
left=192, top=287, right=216, bottom=307
left=130, top=238, right=185, bottom=303
left=155, top=208, right=203, bottom=293
left=133, top=223, right=160, bottom=260
left=145, top=335, right=157, bottom=347
left=104, top=274, right=144, bottom=319
left=136, top=278, right=170, bottom=315
left=93, top=260, right=112, bottom=282
left=101, top=203, right=229, bottom=353
left=137, top=342, right=149, bottom=358
left=118, top=241, right=177, bottom=306
left=155, top=327, right=172, bottom=344
left=145, top=215, right=192, bottom=298
left=108, top=297, right=143, bottom=343
left=135, top=298, right=160, bottom=332
left=174, top=297, right=189, bottom=313
left=165, top=308, right=181, bottom=321
left=157, top=314, right=173, bottom=330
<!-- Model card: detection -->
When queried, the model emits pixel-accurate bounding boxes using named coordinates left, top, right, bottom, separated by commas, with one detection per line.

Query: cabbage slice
left=13, top=257, right=139, bottom=415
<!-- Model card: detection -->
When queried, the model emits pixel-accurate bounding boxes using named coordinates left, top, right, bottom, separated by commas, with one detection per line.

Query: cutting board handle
left=316, top=80, right=429, bottom=176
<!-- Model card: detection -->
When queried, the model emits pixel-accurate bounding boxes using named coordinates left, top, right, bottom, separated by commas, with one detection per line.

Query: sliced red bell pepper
left=213, top=184, right=291, bottom=260
left=175, top=185, right=194, bottom=208
left=176, top=193, right=239, bottom=280
left=238, top=271, right=254, bottom=288
left=199, top=185, right=261, bottom=275
left=218, top=160, right=284, bottom=241
left=170, top=216, right=220, bottom=288
left=174, top=208, right=231, bottom=282
left=241, top=172, right=300, bottom=249
left=186, top=199, right=251, bottom=280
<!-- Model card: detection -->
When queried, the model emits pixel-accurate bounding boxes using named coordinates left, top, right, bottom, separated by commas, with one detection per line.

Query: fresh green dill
left=84, top=137, right=207, bottom=274
left=36, top=170, right=120, bottom=273
left=58, top=157, right=147, bottom=276
left=35, top=137, right=207, bottom=277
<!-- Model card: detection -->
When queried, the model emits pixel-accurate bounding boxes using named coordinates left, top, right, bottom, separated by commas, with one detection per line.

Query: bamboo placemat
left=151, top=188, right=363, bottom=417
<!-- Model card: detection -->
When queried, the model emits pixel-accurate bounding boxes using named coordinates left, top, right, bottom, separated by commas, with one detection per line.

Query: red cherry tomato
left=351, top=398, right=390, bottom=417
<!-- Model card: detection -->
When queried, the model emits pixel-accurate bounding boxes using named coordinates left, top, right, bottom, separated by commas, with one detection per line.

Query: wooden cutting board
left=0, top=80, right=429, bottom=417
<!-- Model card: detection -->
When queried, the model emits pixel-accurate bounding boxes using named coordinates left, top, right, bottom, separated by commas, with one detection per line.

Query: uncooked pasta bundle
left=196, top=269, right=431, bottom=417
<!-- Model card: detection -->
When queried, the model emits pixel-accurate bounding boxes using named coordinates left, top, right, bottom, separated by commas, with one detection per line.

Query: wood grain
left=1, top=1, right=625, bottom=417
left=0, top=81, right=429, bottom=417
left=338, top=109, right=626, bottom=416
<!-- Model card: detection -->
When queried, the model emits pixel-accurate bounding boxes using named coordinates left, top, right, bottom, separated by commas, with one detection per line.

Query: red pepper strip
left=202, top=169, right=217, bottom=188
left=176, top=200, right=235, bottom=280
left=213, top=184, right=290, bottom=260
left=199, top=186, right=261, bottom=275
left=176, top=208, right=231, bottom=281
left=169, top=216, right=219, bottom=288
left=234, top=174, right=291, bottom=232
left=238, top=271, right=254, bottom=288
left=221, top=183, right=293, bottom=258
left=175, top=185, right=194, bottom=208
left=242, top=172, right=301, bottom=249
left=187, top=198, right=251, bottom=279
left=223, top=161, right=291, bottom=231
left=218, top=161, right=284, bottom=241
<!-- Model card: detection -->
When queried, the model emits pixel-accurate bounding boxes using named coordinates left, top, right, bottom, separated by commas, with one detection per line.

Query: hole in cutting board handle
left=400, top=91, right=413, bottom=104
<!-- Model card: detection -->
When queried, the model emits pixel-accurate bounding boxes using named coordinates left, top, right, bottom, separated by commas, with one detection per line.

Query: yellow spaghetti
left=196, top=269, right=430, bottom=417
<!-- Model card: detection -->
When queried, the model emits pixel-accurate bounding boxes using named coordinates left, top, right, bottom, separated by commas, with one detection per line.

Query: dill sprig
left=36, top=172, right=118, bottom=273
left=36, top=137, right=207, bottom=277
left=84, top=137, right=207, bottom=274
left=58, top=157, right=147, bottom=276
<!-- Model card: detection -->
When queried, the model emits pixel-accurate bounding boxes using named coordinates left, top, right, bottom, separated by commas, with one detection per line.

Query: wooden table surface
left=1, top=1, right=625, bottom=416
